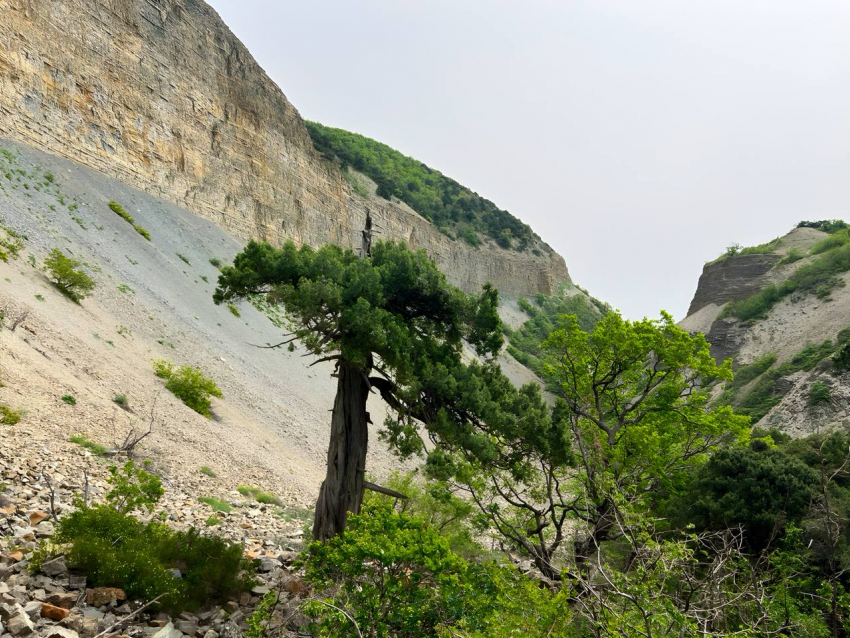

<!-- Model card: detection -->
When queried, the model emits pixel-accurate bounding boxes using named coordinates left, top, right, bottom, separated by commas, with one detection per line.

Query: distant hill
left=680, top=221, right=850, bottom=436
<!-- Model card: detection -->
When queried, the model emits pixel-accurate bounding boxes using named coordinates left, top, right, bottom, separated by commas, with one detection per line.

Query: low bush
left=198, top=496, right=232, bottom=513
left=237, top=485, right=282, bottom=506
left=809, top=229, right=850, bottom=255
left=227, top=303, right=240, bottom=318
left=57, top=506, right=253, bottom=613
left=177, top=253, right=190, bottom=265
left=209, top=257, right=223, bottom=269
left=300, top=503, right=496, bottom=638
left=798, top=219, right=849, bottom=234
left=778, top=248, right=804, bottom=266
left=113, top=394, right=128, bottom=406
left=153, top=360, right=223, bottom=418
left=808, top=381, right=832, bottom=406
left=44, top=248, right=96, bottom=302
left=200, top=466, right=217, bottom=478
left=0, top=405, right=21, bottom=425
left=69, top=435, right=108, bottom=456
left=61, top=394, right=76, bottom=405
left=108, top=201, right=150, bottom=241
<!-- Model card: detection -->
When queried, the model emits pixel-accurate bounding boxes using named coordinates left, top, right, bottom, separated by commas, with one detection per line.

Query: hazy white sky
left=207, top=0, right=850, bottom=320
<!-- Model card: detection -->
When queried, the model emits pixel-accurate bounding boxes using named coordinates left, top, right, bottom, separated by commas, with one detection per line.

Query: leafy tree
left=43, top=248, right=95, bottom=302
left=214, top=240, right=507, bottom=539
left=680, top=442, right=817, bottom=550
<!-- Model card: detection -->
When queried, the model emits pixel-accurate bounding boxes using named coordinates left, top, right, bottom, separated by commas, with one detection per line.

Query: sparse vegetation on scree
left=153, top=359, right=223, bottom=418
left=108, top=200, right=151, bottom=241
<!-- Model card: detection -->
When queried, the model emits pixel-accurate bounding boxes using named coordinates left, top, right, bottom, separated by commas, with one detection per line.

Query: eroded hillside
left=681, top=223, right=850, bottom=435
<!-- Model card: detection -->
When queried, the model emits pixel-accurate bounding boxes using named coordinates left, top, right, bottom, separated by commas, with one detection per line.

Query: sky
left=207, top=0, right=850, bottom=320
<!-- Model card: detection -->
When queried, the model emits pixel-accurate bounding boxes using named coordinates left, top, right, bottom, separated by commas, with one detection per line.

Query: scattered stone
left=22, top=601, right=41, bottom=619
left=6, top=610, right=34, bottom=636
left=6, top=551, right=24, bottom=562
left=85, top=587, right=125, bottom=607
left=68, top=576, right=87, bottom=590
left=45, top=592, right=78, bottom=609
left=175, top=619, right=198, bottom=636
left=28, top=511, right=49, bottom=526
left=41, top=556, right=68, bottom=577
left=283, top=578, right=306, bottom=595
left=152, top=622, right=183, bottom=638
left=44, top=627, right=80, bottom=638
left=202, top=630, right=219, bottom=638
left=41, top=602, right=71, bottom=620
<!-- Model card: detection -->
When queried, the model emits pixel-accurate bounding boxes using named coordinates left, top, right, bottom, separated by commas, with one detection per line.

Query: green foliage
left=778, top=248, right=805, bottom=265
left=209, top=257, right=223, bottom=268
left=43, top=248, right=96, bottom=302
left=301, top=503, right=494, bottom=638
left=0, top=405, right=21, bottom=425
left=364, top=471, right=482, bottom=558
left=227, top=303, right=240, bottom=318
left=105, top=460, right=164, bottom=513
left=237, top=485, right=282, bottom=506
left=808, top=380, right=832, bottom=405
left=0, top=225, right=24, bottom=263
left=153, top=360, right=223, bottom=418
left=113, top=394, right=128, bottom=406
left=733, top=339, right=837, bottom=422
left=723, top=243, right=850, bottom=321
left=200, top=466, right=217, bottom=478
left=809, top=229, right=850, bottom=255
left=798, top=219, right=849, bottom=234
left=108, top=200, right=150, bottom=241
left=177, top=253, right=190, bottom=265
left=57, top=506, right=254, bottom=614
left=199, top=496, right=232, bottom=513
left=506, top=286, right=608, bottom=380
left=61, top=394, right=76, bottom=405
left=305, top=121, right=540, bottom=251
left=679, top=444, right=818, bottom=550
left=206, top=516, right=221, bottom=526
left=69, top=435, right=107, bottom=456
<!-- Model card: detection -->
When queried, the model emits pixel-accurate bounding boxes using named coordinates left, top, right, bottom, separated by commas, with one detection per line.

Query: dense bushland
left=305, top=121, right=540, bottom=251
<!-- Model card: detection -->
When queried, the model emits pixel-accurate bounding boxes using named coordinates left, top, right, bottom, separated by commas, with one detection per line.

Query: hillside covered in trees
left=306, top=121, right=546, bottom=252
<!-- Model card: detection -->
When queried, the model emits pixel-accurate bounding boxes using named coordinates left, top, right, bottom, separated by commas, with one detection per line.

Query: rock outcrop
left=0, top=0, right=569, bottom=296
left=686, top=254, right=782, bottom=316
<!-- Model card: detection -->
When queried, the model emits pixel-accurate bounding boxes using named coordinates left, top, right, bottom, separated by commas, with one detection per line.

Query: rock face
left=0, top=0, right=569, bottom=296
left=686, top=254, right=782, bottom=316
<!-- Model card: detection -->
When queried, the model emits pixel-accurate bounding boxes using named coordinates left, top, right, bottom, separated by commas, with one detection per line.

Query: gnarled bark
left=312, top=361, right=371, bottom=540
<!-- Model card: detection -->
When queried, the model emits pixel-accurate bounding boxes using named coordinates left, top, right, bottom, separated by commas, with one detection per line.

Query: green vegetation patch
left=69, top=434, right=108, bottom=456
left=61, top=394, right=77, bottom=405
left=808, top=380, right=832, bottom=406
left=198, top=496, right=232, bottom=513
left=306, top=121, right=541, bottom=251
left=0, top=405, right=21, bottom=425
left=237, top=485, right=282, bottom=506
left=200, top=466, right=217, bottom=478
left=506, top=287, right=608, bottom=380
left=44, top=248, right=96, bottom=303
left=108, top=200, right=151, bottom=241
left=153, top=360, right=223, bottom=418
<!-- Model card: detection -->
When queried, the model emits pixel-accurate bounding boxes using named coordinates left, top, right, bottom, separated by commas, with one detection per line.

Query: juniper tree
left=213, top=239, right=509, bottom=540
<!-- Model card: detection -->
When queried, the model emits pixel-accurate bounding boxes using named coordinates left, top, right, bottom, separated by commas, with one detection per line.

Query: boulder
left=41, top=557, right=68, bottom=577
left=6, top=611, right=34, bottom=636
left=44, top=628, right=80, bottom=638
left=45, top=592, right=78, bottom=610
left=42, top=602, right=71, bottom=620
left=85, top=587, right=125, bottom=607
left=152, top=622, right=183, bottom=638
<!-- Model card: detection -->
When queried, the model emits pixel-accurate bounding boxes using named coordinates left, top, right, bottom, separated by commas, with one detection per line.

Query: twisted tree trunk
left=312, top=361, right=371, bottom=540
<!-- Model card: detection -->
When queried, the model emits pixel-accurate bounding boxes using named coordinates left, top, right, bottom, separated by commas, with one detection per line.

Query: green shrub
left=300, top=503, right=493, bottom=638
left=44, top=248, right=96, bottom=302
left=237, top=485, right=282, bottom=506
left=206, top=516, right=221, bottom=527
left=117, top=283, right=135, bottom=294
left=209, top=258, right=223, bottom=268
left=153, top=360, right=223, bottom=418
left=0, top=405, right=21, bottom=425
left=61, top=394, right=76, bottom=405
left=798, top=219, right=849, bottom=234
left=113, top=394, right=128, bottom=407
left=69, top=435, right=108, bottom=456
left=57, top=506, right=254, bottom=613
left=108, top=201, right=151, bottom=241
left=778, top=248, right=804, bottom=265
left=198, top=496, right=232, bottom=513
left=833, top=343, right=850, bottom=371
left=808, top=381, right=832, bottom=406
left=200, top=466, right=217, bottom=478
left=177, top=253, right=190, bottom=265
left=810, top=230, right=850, bottom=255
left=227, top=303, right=240, bottom=318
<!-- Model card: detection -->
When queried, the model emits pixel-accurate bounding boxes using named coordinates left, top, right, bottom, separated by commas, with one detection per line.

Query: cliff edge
left=0, top=0, right=569, bottom=296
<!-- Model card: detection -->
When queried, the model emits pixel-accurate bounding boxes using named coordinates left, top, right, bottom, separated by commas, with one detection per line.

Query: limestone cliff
left=0, top=0, right=569, bottom=296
